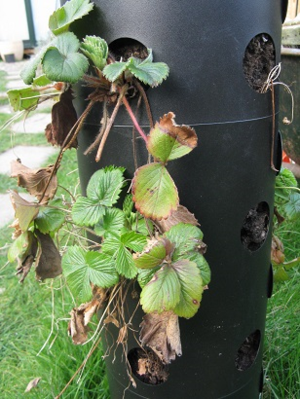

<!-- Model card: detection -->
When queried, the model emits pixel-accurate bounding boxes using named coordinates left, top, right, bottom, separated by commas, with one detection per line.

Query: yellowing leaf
left=132, top=163, right=179, bottom=220
left=147, top=112, right=197, bottom=163
left=9, top=191, right=39, bottom=231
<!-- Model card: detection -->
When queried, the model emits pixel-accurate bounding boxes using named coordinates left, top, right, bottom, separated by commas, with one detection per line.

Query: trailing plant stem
left=121, top=91, right=148, bottom=143
left=95, top=84, right=128, bottom=162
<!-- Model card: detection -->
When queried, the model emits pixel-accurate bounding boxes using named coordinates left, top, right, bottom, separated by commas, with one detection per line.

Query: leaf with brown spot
left=11, top=161, right=57, bottom=204
left=147, top=112, right=198, bottom=163
left=35, top=230, right=62, bottom=281
left=9, top=190, right=39, bottom=231
left=139, top=311, right=182, bottom=364
left=45, top=87, right=78, bottom=148
left=25, top=377, right=41, bottom=393
left=156, top=205, right=199, bottom=233
left=68, top=287, right=108, bottom=345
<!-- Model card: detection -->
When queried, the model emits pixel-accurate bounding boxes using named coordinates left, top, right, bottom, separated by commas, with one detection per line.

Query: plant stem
left=133, top=79, right=154, bottom=129
left=95, top=84, right=128, bottom=162
left=121, top=93, right=148, bottom=143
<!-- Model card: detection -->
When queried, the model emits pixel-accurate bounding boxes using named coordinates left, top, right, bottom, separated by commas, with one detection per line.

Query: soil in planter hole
left=127, top=347, right=169, bottom=385
left=243, top=33, right=275, bottom=92
left=241, top=202, right=270, bottom=251
left=235, top=330, right=261, bottom=371
left=109, top=38, right=148, bottom=61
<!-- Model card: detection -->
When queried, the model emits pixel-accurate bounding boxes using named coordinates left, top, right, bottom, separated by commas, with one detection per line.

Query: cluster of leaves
left=5, top=0, right=211, bottom=387
left=272, top=168, right=300, bottom=281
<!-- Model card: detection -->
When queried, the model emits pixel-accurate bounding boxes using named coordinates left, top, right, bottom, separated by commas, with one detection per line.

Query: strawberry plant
left=6, top=0, right=211, bottom=393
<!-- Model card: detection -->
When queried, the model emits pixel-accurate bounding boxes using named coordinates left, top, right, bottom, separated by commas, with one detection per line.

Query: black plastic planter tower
left=67, top=1, right=286, bottom=398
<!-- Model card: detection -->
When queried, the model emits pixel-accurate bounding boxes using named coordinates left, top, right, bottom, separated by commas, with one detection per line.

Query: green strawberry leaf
left=62, top=246, right=119, bottom=303
left=103, top=61, right=129, bottom=82
left=7, top=88, right=40, bottom=112
left=35, top=207, right=65, bottom=234
left=137, top=266, right=162, bottom=288
left=285, top=192, right=300, bottom=220
left=49, top=0, right=94, bottom=35
left=165, top=223, right=204, bottom=260
left=132, top=163, right=179, bottom=220
left=32, top=74, right=53, bottom=87
left=172, top=260, right=203, bottom=318
left=81, top=35, right=108, bottom=70
left=127, top=49, right=169, bottom=87
left=20, top=45, right=49, bottom=85
left=43, top=32, right=89, bottom=83
left=86, top=167, right=125, bottom=206
left=72, top=196, right=105, bottom=226
left=94, top=208, right=125, bottom=237
left=147, top=112, right=197, bottom=163
left=115, top=244, right=138, bottom=279
left=185, top=252, right=211, bottom=286
left=134, top=238, right=167, bottom=269
left=120, top=231, right=147, bottom=252
left=140, top=265, right=181, bottom=314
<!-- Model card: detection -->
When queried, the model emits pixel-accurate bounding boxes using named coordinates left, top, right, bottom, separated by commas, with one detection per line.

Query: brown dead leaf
left=139, top=311, right=182, bottom=364
left=25, top=377, right=41, bottom=393
left=117, top=325, right=128, bottom=345
left=45, top=87, right=78, bottom=148
left=9, top=190, right=39, bottom=232
left=104, top=314, right=120, bottom=328
left=156, top=205, right=199, bottom=232
left=35, top=230, right=62, bottom=281
left=68, top=287, right=108, bottom=345
left=11, top=160, right=57, bottom=204
left=158, top=112, right=197, bottom=149
left=271, top=235, right=285, bottom=264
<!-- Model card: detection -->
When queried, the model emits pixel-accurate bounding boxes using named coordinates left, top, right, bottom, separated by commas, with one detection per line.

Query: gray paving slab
left=0, top=145, right=58, bottom=175
left=12, top=113, right=51, bottom=133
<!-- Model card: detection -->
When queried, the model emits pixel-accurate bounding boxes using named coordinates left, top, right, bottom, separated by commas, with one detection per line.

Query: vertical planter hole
left=241, top=201, right=270, bottom=251
left=243, top=33, right=275, bottom=92
left=109, top=37, right=148, bottom=61
left=235, top=330, right=261, bottom=371
left=127, top=348, right=169, bottom=385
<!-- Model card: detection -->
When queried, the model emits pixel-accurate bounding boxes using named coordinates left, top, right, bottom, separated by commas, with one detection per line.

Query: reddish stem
left=121, top=94, right=148, bottom=143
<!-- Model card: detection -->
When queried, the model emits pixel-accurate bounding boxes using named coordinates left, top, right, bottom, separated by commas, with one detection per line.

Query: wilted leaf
left=25, top=377, right=41, bottom=392
left=45, top=87, right=78, bottom=148
left=43, top=32, right=89, bottom=83
left=7, top=87, right=40, bottom=112
left=15, top=232, right=38, bottom=283
left=81, top=35, right=108, bottom=70
left=140, top=311, right=182, bottom=364
left=68, top=286, right=107, bottom=344
left=271, top=236, right=285, bottom=265
left=62, top=246, right=118, bottom=303
left=8, top=231, right=33, bottom=263
left=147, top=112, right=197, bottom=163
left=49, top=0, right=94, bottom=35
left=156, top=205, right=198, bottom=232
left=9, top=191, right=39, bottom=231
left=11, top=160, right=57, bottom=204
left=35, top=230, right=62, bottom=281
left=132, top=163, right=179, bottom=220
